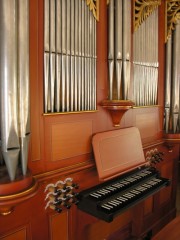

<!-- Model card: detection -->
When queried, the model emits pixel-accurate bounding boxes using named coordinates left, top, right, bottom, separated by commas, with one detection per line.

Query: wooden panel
left=135, top=108, right=159, bottom=142
left=51, top=121, right=92, bottom=161
left=144, top=196, right=153, bottom=216
left=159, top=161, right=173, bottom=205
left=0, top=227, right=27, bottom=240
left=49, top=211, right=68, bottom=240
left=29, top=0, right=43, bottom=162
left=83, top=211, right=132, bottom=240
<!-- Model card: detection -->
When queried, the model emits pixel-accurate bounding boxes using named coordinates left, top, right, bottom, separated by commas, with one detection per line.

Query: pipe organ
left=164, top=1, right=180, bottom=133
left=44, top=0, right=97, bottom=113
left=0, top=0, right=30, bottom=181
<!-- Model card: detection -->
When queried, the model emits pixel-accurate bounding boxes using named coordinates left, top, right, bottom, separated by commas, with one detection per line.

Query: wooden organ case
left=77, top=127, right=170, bottom=231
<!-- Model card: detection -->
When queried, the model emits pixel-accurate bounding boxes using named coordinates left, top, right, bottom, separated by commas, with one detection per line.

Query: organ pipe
left=0, top=0, right=30, bottom=180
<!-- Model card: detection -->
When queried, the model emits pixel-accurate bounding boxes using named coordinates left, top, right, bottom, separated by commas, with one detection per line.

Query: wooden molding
left=0, top=169, right=38, bottom=216
left=101, top=100, right=135, bottom=127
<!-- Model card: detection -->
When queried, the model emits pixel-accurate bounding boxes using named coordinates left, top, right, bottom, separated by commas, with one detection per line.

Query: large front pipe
left=108, top=0, right=114, bottom=100
left=0, top=0, right=20, bottom=181
left=115, top=0, right=122, bottom=100
left=18, top=0, right=30, bottom=175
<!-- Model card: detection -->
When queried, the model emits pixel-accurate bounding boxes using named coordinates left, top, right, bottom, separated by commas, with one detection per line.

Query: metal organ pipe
left=172, top=21, right=180, bottom=133
left=108, top=0, right=115, bottom=101
left=164, top=36, right=172, bottom=133
left=0, top=0, right=30, bottom=180
left=18, top=0, right=30, bottom=176
left=115, top=0, right=122, bottom=100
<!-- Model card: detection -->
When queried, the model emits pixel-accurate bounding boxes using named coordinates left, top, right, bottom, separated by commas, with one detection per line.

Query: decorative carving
left=134, top=0, right=161, bottom=31
left=86, top=0, right=99, bottom=20
left=166, top=0, right=180, bottom=41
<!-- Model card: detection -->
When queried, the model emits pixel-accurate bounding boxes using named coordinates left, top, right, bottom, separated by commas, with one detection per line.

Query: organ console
left=77, top=127, right=170, bottom=222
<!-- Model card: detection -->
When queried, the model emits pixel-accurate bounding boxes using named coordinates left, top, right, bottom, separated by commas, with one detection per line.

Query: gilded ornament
left=166, top=0, right=180, bottom=41
left=85, top=0, right=99, bottom=20
left=134, top=0, right=161, bottom=31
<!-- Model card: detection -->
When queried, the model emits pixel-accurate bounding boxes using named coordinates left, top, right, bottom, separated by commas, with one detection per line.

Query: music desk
left=152, top=215, right=180, bottom=240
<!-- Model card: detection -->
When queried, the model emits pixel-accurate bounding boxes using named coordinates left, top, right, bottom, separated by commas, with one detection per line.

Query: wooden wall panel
left=29, top=0, right=43, bottom=162
left=77, top=210, right=132, bottom=240
left=159, top=161, right=173, bottom=205
left=49, top=212, right=68, bottom=240
left=144, top=196, right=153, bottom=216
left=51, top=121, right=92, bottom=161
left=0, top=227, right=27, bottom=240
left=134, top=107, right=160, bottom=143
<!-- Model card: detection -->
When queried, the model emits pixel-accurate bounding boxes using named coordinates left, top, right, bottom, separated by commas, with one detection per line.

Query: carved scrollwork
left=166, top=0, right=180, bottom=41
left=134, top=0, right=161, bottom=31
left=86, top=0, right=99, bottom=21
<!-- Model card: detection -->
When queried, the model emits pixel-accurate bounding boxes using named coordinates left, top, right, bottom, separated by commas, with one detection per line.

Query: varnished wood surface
left=152, top=215, right=180, bottom=240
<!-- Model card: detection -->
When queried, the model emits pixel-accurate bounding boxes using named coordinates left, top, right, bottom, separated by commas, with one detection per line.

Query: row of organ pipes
left=133, top=8, right=159, bottom=106
left=107, top=0, right=159, bottom=106
left=44, top=0, right=97, bottom=113
left=164, top=20, right=180, bottom=134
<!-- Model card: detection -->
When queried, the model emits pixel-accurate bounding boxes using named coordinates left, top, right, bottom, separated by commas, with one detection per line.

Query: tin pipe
left=70, top=0, right=75, bottom=111
left=18, top=0, right=30, bottom=175
left=66, top=0, right=71, bottom=112
left=55, top=0, right=62, bottom=112
left=115, top=0, right=122, bottom=100
left=61, top=1, right=67, bottom=112
left=122, top=0, right=131, bottom=100
left=0, top=0, right=20, bottom=180
left=81, top=0, right=85, bottom=111
left=78, top=0, right=82, bottom=111
left=108, top=0, right=114, bottom=100
left=74, top=1, right=79, bottom=111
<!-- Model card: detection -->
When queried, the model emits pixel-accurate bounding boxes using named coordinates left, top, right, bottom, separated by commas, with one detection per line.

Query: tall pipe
left=108, top=0, right=115, bottom=100
left=18, top=0, right=30, bottom=175
left=0, top=0, right=30, bottom=180
left=115, top=0, right=122, bottom=100
left=0, top=0, right=20, bottom=181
